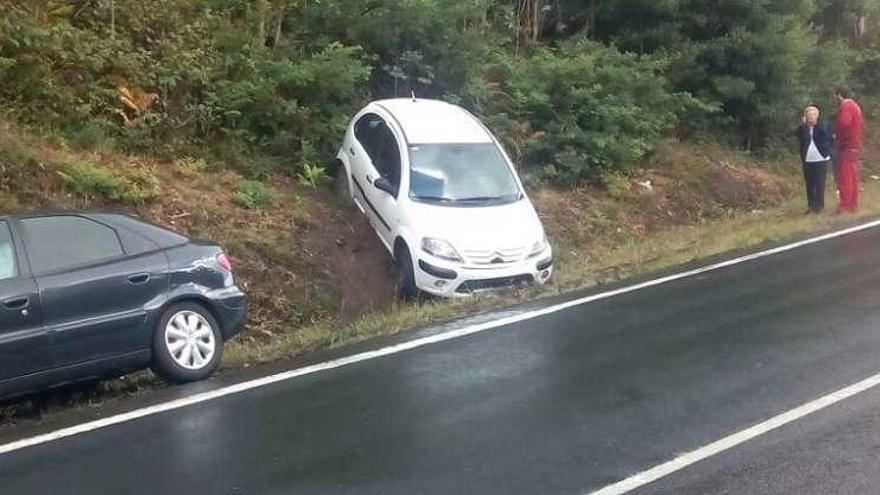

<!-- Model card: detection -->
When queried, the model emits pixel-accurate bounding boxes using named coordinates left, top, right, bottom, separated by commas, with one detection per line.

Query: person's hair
left=804, top=105, right=820, bottom=116
left=836, top=86, right=854, bottom=99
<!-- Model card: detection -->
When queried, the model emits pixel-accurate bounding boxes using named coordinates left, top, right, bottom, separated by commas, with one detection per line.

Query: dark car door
left=19, top=215, right=169, bottom=367
left=0, top=219, right=48, bottom=382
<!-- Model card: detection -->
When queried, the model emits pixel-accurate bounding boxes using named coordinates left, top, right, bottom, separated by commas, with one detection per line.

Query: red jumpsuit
left=836, top=98, right=864, bottom=212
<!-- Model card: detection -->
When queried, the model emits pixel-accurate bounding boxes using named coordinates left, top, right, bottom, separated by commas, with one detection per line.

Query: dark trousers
left=831, top=153, right=839, bottom=191
left=803, top=160, right=828, bottom=212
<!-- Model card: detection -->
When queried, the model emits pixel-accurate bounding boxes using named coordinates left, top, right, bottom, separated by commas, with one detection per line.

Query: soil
left=138, top=167, right=397, bottom=337
left=297, top=191, right=396, bottom=315
left=531, top=143, right=797, bottom=264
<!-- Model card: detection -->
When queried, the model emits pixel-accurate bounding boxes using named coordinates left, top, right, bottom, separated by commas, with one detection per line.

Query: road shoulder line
left=588, top=371, right=880, bottom=495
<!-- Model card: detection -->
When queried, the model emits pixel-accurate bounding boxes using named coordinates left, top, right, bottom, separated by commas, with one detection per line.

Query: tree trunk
left=272, top=5, right=284, bottom=50
left=256, top=1, right=267, bottom=46
left=516, top=0, right=541, bottom=49
left=854, top=14, right=867, bottom=43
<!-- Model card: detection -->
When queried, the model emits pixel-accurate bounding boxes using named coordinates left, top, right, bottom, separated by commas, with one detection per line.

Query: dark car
left=0, top=212, right=246, bottom=398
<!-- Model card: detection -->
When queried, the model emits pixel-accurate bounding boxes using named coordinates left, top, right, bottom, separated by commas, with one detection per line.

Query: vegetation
left=0, top=1, right=877, bottom=183
left=59, top=161, right=160, bottom=204
left=460, top=41, right=713, bottom=181
left=232, top=179, right=277, bottom=209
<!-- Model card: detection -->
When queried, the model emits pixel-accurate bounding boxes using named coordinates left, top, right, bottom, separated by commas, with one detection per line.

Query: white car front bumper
left=413, top=248, right=553, bottom=298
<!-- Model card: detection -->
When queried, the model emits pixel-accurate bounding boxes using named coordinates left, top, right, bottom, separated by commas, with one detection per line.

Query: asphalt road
left=3, top=226, right=880, bottom=494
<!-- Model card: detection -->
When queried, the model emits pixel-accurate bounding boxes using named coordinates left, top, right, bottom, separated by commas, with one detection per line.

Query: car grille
left=462, top=247, right=526, bottom=265
left=456, top=274, right=535, bottom=294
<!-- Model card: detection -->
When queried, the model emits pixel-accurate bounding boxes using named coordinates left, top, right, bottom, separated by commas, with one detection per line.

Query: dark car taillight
left=217, top=253, right=233, bottom=272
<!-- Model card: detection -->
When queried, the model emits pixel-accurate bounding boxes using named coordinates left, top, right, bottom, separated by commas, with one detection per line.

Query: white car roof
left=371, top=98, right=494, bottom=145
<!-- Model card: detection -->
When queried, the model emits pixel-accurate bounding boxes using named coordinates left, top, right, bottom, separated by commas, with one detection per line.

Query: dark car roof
left=2, top=211, right=189, bottom=249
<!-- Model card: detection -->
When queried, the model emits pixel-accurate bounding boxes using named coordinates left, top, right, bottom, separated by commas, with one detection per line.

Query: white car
left=334, top=98, right=552, bottom=298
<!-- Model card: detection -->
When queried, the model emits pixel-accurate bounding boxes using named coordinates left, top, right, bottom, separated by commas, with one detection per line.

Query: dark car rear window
left=90, top=214, right=188, bottom=250
left=21, top=216, right=124, bottom=273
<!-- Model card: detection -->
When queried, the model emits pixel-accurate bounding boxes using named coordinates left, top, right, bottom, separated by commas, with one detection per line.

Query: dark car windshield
left=409, top=143, right=522, bottom=205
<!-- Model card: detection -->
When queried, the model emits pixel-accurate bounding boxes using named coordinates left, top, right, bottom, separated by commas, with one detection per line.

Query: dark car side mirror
left=373, top=177, right=395, bottom=196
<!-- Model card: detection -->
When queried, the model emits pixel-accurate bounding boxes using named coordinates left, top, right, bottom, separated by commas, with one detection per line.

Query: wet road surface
left=3, top=226, right=880, bottom=493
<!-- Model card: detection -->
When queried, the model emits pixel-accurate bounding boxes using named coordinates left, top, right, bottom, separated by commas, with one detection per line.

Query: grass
left=58, top=161, right=160, bottom=205
left=222, top=296, right=513, bottom=367
left=232, top=179, right=278, bottom=209
left=0, top=121, right=161, bottom=208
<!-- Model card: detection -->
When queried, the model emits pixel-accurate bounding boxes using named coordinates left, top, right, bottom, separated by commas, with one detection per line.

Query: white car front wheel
left=334, top=163, right=354, bottom=208
left=394, top=245, right=419, bottom=300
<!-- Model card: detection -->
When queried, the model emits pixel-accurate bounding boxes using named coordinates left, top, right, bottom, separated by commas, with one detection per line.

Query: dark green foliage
left=463, top=42, right=714, bottom=182
left=0, top=0, right=875, bottom=185
left=59, top=162, right=161, bottom=204
left=233, top=180, right=277, bottom=209
left=0, top=0, right=371, bottom=176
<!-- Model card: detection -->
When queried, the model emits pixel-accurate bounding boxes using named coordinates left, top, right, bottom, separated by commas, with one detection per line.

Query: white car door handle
left=348, top=147, right=355, bottom=156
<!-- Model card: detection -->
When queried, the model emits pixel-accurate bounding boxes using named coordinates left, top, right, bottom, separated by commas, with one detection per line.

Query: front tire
left=152, top=302, right=223, bottom=383
left=395, top=245, right=419, bottom=301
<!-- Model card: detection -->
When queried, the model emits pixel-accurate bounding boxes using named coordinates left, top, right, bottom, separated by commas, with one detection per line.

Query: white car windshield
left=409, top=143, right=522, bottom=205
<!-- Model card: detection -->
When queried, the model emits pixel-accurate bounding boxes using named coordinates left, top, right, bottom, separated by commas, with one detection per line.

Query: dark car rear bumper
left=206, top=286, right=247, bottom=340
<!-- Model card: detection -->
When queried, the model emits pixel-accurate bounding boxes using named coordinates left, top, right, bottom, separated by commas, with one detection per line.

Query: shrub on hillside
left=59, top=162, right=159, bottom=205
left=461, top=41, right=714, bottom=183
left=203, top=42, right=371, bottom=173
left=671, top=17, right=847, bottom=150
left=0, top=2, right=371, bottom=175
left=233, top=180, right=277, bottom=210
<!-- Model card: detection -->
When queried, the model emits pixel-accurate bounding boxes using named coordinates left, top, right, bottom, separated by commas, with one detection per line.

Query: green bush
left=233, top=180, right=277, bottom=210
left=0, top=0, right=872, bottom=178
left=853, top=45, right=880, bottom=98
left=295, top=141, right=330, bottom=188
left=59, top=162, right=159, bottom=205
left=117, top=166, right=162, bottom=204
left=0, top=2, right=371, bottom=173
left=601, top=172, right=632, bottom=200
left=203, top=42, right=371, bottom=171
left=172, top=156, right=211, bottom=182
left=462, top=41, right=713, bottom=183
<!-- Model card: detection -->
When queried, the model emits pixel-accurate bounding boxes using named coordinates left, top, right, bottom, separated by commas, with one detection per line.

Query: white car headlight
left=422, top=238, right=463, bottom=262
left=529, top=236, right=548, bottom=257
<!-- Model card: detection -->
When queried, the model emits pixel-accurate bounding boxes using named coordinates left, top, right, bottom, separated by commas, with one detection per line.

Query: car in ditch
left=334, top=98, right=553, bottom=298
left=0, top=212, right=246, bottom=398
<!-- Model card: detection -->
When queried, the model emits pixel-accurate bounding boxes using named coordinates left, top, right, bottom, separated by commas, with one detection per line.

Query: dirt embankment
left=137, top=167, right=396, bottom=346
left=533, top=143, right=795, bottom=263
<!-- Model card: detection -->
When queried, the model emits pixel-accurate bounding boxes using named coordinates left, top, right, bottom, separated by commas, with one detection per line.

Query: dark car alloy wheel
left=152, top=302, right=223, bottom=383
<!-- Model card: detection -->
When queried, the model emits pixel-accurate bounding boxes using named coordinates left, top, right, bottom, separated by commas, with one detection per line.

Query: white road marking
left=2, top=218, right=880, bottom=456
left=588, top=371, right=880, bottom=495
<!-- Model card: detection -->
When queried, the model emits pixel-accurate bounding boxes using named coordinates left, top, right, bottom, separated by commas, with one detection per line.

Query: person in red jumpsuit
left=834, top=87, right=864, bottom=213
